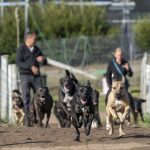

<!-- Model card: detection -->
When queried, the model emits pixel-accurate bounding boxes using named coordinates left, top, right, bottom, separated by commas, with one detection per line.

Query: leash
left=112, top=59, right=123, bottom=77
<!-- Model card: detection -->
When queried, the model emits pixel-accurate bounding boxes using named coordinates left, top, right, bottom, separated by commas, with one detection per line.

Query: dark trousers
left=20, top=74, right=42, bottom=126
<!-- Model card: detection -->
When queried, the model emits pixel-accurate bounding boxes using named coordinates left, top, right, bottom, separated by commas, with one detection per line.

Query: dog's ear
left=45, top=87, right=49, bottom=93
left=65, top=69, right=70, bottom=77
left=87, top=80, right=91, bottom=88
left=70, top=73, right=79, bottom=84
left=121, top=76, right=125, bottom=83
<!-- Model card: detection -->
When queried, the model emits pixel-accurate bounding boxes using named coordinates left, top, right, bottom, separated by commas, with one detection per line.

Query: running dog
left=106, top=77, right=130, bottom=136
left=53, top=101, right=71, bottom=128
left=133, top=98, right=146, bottom=124
left=57, top=70, right=78, bottom=128
left=91, top=90, right=102, bottom=128
left=12, top=89, right=25, bottom=126
left=71, top=81, right=94, bottom=141
left=32, top=87, right=53, bottom=128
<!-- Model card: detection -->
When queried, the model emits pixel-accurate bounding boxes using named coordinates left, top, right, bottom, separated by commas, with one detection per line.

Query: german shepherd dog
left=91, top=90, right=102, bottom=128
left=106, top=77, right=130, bottom=136
left=56, top=70, right=78, bottom=128
left=71, top=81, right=94, bottom=141
left=32, top=87, right=53, bottom=128
left=12, top=89, right=25, bottom=126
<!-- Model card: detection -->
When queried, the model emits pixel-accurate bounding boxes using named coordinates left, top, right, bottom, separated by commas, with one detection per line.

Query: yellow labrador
left=106, top=77, right=130, bottom=136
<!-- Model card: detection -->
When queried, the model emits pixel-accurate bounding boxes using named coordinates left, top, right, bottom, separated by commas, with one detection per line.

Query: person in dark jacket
left=16, top=31, right=47, bottom=126
left=105, top=47, right=133, bottom=104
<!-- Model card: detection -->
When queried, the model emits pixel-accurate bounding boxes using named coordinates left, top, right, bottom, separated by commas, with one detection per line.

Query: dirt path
left=0, top=124, right=150, bottom=150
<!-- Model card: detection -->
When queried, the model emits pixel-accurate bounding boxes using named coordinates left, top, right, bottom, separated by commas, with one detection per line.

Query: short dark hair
left=24, top=31, right=36, bottom=41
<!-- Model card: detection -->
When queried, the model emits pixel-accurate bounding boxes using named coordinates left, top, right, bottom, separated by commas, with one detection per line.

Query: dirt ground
left=0, top=114, right=150, bottom=150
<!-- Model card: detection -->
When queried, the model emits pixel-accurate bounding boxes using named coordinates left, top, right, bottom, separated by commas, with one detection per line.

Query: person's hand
left=36, top=56, right=44, bottom=63
left=31, top=66, right=39, bottom=75
left=124, top=63, right=129, bottom=71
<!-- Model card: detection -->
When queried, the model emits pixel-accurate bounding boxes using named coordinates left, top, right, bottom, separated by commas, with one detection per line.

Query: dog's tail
left=134, top=97, right=146, bottom=103
left=139, top=98, right=146, bottom=103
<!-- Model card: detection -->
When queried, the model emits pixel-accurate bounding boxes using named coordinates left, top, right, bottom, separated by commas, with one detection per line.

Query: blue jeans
left=20, top=74, right=42, bottom=126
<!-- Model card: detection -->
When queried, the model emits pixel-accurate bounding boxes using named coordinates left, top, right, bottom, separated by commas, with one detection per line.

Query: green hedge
left=134, top=17, right=150, bottom=51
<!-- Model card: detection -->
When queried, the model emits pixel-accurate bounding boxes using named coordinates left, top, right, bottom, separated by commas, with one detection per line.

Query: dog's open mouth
left=64, top=85, right=71, bottom=92
left=80, top=98, right=87, bottom=106
left=93, top=100, right=97, bottom=105
left=39, top=96, right=45, bottom=103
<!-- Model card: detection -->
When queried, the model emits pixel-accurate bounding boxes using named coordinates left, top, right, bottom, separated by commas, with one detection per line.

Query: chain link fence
left=38, top=36, right=122, bottom=67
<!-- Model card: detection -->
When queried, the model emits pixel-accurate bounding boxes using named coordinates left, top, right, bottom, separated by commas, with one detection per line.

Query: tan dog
left=106, top=77, right=130, bottom=136
left=12, top=89, right=25, bottom=126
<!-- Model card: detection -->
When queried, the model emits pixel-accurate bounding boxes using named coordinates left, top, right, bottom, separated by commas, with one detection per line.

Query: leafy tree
left=134, top=18, right=150, bottom=51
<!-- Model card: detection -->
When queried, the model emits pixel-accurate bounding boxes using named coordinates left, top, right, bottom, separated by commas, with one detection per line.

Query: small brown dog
left=106, top=77, right=130, bottom=136
left=12, top=89, right=25, bottom=126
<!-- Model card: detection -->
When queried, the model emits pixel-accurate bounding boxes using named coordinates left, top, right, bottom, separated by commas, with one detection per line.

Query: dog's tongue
left=64, top=86, right=70, bottom=92
left=81, top=99, right=87, bottom=105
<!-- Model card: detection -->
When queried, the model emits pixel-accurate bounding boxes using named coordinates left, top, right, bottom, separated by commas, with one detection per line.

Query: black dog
left=70, top=81, right=94, bottom=142
left=133, top=98, right=146, bottom=124
left=32, top=87, right=53, bottom=128
left=53, top=101, right=71, bottom=128
left=56, top=70, right=78, bottom=128
left=125, top=93, right=146, bottom=125
left=91, top=90, right=102, bottom=128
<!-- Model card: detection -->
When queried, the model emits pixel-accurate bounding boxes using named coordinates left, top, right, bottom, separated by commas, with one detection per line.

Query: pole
left=0, top=0, right=4, bottom=24
left=15, top=7, right=20, bottom=48
left=0, top=55, right=9, bottom=120
left=25, top=0, right=29, bottom=35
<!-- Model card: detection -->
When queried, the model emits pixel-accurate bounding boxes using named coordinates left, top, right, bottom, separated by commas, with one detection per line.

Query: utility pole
left=0, top=0, right=4, bottom=24
left=15, top=7, right=20, bottom=48
left=25, top=0, right=29, bottom=35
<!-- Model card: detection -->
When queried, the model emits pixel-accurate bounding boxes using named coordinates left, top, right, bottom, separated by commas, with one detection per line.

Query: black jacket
left=16, top=44, right=47, bottom=75
left=106, top=58, right=133, bottom=89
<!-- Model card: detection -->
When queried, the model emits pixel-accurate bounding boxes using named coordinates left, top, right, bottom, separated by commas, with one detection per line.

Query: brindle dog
left=32, top=87, right=53, bottom=128
left=91, top=90, right=102, bottom=128
left=57, top=70, right=78, bottom=128
left=71, top=81, right=94, bottom=142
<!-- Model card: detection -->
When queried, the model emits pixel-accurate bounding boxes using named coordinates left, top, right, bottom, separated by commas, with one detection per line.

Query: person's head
left=24, top=31, right=37, bottom=47
left=114, top=47, right=123, bottom=62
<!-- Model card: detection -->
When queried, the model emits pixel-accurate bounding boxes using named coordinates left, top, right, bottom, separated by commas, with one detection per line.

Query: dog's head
left=36, top=87, right=49, bottom=104
left=60, top=70, right=78, bottom=94
left=12, top=89, right=23, bottom=108
left=92, top=90, right=99, bottom=106
left=111, top=78, right=125, bottom=100
left=78, top=80, right=92, bottom=107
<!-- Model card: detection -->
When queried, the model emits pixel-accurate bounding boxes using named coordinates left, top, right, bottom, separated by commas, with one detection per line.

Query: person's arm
left=124, top=62, right=133, bottom=77
left=35, top=47, right=47, bottom=65
left=127, top=63, right=133, bottom=77
left=106, top=62, right=112, bottom=88
left=16, top=46, right=33, bottom=70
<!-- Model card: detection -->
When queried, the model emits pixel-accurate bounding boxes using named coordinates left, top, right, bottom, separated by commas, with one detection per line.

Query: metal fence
left=38, top=36, right=122, bottom=67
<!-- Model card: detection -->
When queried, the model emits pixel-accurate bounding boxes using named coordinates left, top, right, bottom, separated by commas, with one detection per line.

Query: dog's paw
left=106, top=124, right=111, bottom=130
left=119, top=132, right=125, bottom=137
left=74, top=135, right=80, bottom=142
left=108, top=131, right=113, bottom=135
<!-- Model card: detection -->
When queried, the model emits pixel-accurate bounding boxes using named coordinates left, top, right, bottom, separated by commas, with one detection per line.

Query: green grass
left=139, top=114, right=150, bottom=127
